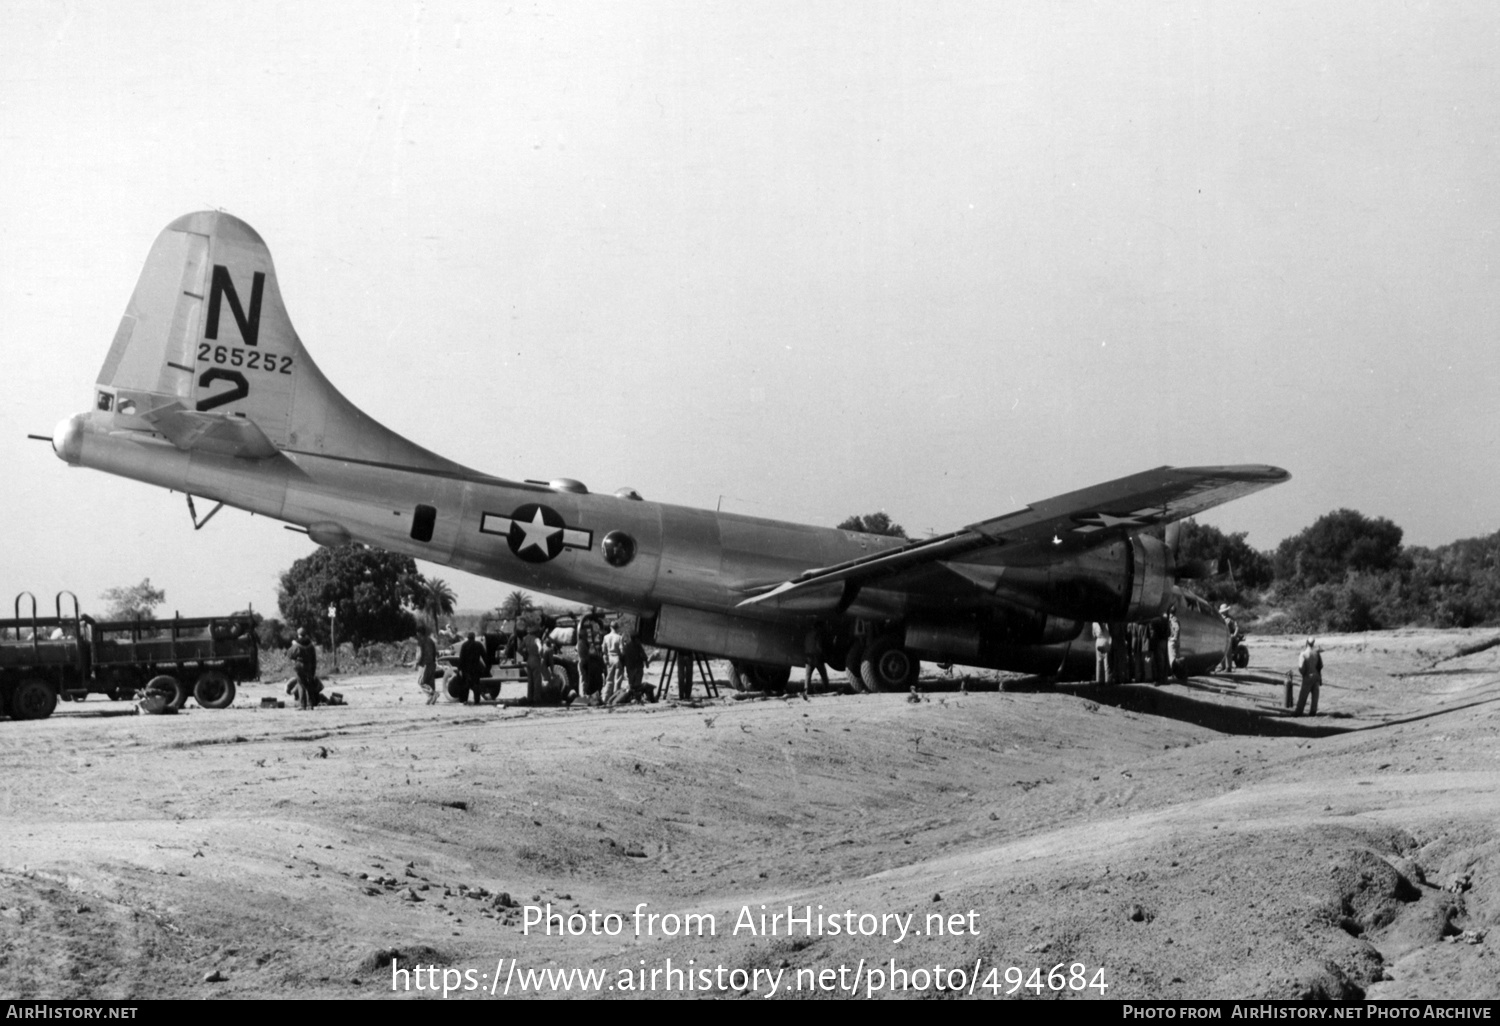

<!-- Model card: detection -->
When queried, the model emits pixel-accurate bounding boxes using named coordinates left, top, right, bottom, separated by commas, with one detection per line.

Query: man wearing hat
left=413, top=624, right=439, bottom=705
left=1295, top=638, right=1323, bottom=716
left=1216, top=604, right=1240, bottom=673
left=288, top=627, right=319, bottom=710
left=457, top=630, right=488, bottom=704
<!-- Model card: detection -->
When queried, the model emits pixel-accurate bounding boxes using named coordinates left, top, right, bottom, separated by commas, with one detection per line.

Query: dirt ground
left=1, top=629, right=1496, bottom=1001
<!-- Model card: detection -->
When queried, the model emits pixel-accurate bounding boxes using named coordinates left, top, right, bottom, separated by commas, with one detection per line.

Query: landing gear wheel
left=748, top=664, right=791, bottom=694
left=844, top=639, right=867, bottom=692
left=193, top=670, right=236, bottom=709
left=11, top=678, right=58, bottom=721
left=729, top=662, right=751, bottom=693
left=861, top=636, right=920, bottom=693
left=145, top=674, right=185, bottom=711
left=1233, top=647, right=1249, bottom=670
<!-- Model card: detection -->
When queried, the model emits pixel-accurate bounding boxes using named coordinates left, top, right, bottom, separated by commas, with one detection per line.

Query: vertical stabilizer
left=92, top=211, right=467, bottom=473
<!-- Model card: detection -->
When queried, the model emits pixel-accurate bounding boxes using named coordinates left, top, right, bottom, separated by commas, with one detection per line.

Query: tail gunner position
left=52, top=212, right=1288, bottom=688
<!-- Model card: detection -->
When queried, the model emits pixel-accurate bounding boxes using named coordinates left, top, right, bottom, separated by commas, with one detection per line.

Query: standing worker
left=288, top=626, right=318, bottom=710
left=602, top=621, right=625, bottom=700
left=1091, top=622, right=1113, bottom=684
left=413, top=624, right=439, bottom=706
left=1295, top=638, right=1323, bottom=717
left=1149, top=612, right=1169, bottom=685
left=457, top=630, right=487, bottom=704
left=1166, top=605, right=1182, bottom=680
left=802, top=623, right=829, bottom=699
left=521, top=626, right=544, bottom=704
left=577, top=616, right=606, bottom=705
left=1217, top=604, right=1240, bottom=673
left=608, top=630, right=652, bottom=705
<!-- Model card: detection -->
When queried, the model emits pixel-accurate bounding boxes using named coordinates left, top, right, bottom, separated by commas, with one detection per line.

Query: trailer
left=0, top=592, right=259, bottom=720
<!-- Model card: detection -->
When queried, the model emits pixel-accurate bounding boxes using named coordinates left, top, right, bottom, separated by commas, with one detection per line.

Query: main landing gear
left=858, top=634, right=921, bottom=692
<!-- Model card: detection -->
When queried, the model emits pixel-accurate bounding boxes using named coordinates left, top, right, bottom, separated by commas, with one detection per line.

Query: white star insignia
left=1071, top=507, right=1162, bottom=534
left=514, top=507, right=562, bottom=554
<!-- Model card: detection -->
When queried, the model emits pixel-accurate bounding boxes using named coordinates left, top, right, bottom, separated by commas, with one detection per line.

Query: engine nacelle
left=973, top=532, right=1173, bottom=624
left=904, top=608, right=1081, bottom=665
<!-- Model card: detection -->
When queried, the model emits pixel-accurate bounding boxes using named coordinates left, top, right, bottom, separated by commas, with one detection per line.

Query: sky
left=3, top=1, right=1498, bottom=620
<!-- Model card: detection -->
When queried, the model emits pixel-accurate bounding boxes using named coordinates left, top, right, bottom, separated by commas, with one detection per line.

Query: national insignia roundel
left=478, top=504, right=594, bottom=563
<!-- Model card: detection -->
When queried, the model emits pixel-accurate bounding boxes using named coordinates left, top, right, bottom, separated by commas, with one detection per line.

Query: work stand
left=654, top=650, right=720, bottom=701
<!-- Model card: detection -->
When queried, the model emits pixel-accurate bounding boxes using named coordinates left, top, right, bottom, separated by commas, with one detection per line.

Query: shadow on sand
left=984, top=672, right=1352, bottom=738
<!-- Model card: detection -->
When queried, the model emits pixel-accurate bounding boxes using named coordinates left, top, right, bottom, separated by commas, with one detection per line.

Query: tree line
left=1178, top=509, right=1500, bottom=633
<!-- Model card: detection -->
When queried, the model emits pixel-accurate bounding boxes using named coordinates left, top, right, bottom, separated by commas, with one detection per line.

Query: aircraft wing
left=736, top=464, right=1288, bottom=608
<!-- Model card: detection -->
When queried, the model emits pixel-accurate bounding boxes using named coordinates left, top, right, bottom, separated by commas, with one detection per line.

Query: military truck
left=0, top=592, right=259, bottom=720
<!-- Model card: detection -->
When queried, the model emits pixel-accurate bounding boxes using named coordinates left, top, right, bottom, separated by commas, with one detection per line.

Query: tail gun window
left=411, top=504, right=437, bottom=543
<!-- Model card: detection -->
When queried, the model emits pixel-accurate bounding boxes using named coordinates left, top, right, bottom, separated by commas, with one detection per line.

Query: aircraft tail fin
left=92, top=211, right=462, bottom=471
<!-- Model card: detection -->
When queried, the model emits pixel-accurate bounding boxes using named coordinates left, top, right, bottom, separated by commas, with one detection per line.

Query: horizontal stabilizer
left=143, top=403, right=279, bottom=459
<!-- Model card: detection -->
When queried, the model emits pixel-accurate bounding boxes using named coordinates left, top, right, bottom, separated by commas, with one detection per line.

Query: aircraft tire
left=728, top=662, right=751, bottom=692
left=861, top=637, right=919, bottom=693
left=193, top=670, right=236, bottom=709
left=742, top=663, right=790, bottom=694
left=1233, top=646, right=1249, bottom=670
left=11, top=678, right=58, bottom=721
left=843, top=639, right=868, bottom=692
left=145, top=674, right=186, bottom=711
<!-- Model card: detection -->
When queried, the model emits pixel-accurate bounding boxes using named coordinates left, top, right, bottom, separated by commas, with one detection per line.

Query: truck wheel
left=145, top=675, right=185, bottom=711
left=542, top=664, right=573, bottom=703
left=11, top=679, right=58, bottom=721
left=194, top=671, right=236, bottom=709
left=445, top=673, right=468, bottom=702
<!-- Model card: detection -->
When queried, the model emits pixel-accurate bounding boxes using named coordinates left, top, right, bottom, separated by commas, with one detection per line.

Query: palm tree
left=499, top=589, right=535, bottom=622
left=423, top=577, right=457, bottom=632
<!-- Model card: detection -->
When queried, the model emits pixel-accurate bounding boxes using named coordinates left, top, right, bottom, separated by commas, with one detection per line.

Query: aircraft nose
left=52, top=413, right=85, bottom=464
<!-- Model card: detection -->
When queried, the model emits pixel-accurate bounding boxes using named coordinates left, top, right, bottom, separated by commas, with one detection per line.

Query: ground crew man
left=1130, top=622, right=1147, bottom=682
left=413, top=624, right=439, bottom=705
left=1217, top=604, right=1240, bottom=672
left=608, top=631, right=652, bottom=705
left=573, top=617, right=601, bottom=705
left=1167, top=606, right=1182, bottom=679
left=1149, top=613, right=1169, bottom=685
left=1092, top=622, right=1113, bottom=684
left=602, top=621, right=625, bottom=699
left=288, top=626, right=318, bottom=710
left=803, top=624, right=829, bottom=698
left=457, top=630, right=487, bottom=703
left=1295, top=638, right=1323, bottom=716
left=521, top=626, right=543, bottom=704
